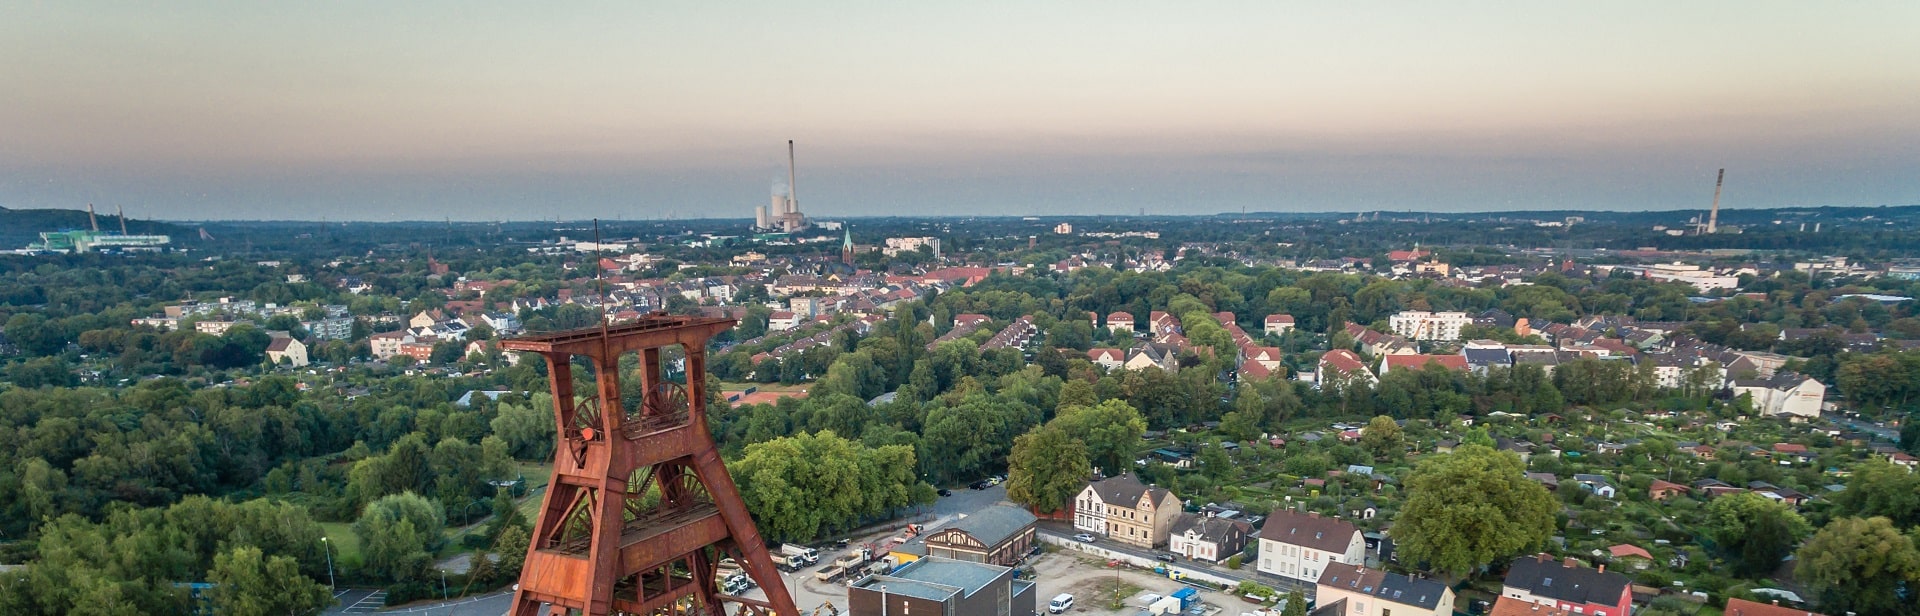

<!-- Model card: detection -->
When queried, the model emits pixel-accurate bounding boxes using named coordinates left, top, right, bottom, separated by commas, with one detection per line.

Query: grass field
left=319, top=522, right=363, bottom=565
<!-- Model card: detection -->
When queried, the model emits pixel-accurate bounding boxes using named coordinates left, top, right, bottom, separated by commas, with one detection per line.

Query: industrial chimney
left=1706, top=169, right=1724, bottom=234
left=87, top=203, right=100, bottom=232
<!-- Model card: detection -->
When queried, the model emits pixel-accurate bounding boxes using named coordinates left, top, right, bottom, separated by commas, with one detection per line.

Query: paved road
left=1034, top=522, right=1316, bottom=597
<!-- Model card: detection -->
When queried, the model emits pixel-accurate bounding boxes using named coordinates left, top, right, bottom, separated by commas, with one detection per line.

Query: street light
left=321, top=537, right=336, bottom=590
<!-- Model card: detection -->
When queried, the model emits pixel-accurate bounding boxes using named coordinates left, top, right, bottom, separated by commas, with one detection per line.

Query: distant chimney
left=1537, top=553, right=1551, bottom=563
left=1597, top=564, right=1605, bottom=573
left=1564, top=557, right=1579, bottom=568
left=1307, top=511, right=1319, bottom=518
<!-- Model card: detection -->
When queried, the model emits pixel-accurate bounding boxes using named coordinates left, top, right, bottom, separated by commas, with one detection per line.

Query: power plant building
left=754, top=141, right=812, bottom=233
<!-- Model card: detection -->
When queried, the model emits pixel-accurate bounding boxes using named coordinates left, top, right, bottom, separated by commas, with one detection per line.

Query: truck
left=814, top=565, right=846, bottom=583
left=832, top=547, right=873, bottom=569
left=780, top=544, right=820, bottom=566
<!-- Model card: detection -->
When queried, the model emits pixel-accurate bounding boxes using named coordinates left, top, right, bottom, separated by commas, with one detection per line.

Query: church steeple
left=841, top=227, right=854, bottom=265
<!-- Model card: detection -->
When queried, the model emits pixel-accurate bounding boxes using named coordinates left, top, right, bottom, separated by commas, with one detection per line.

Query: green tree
left=352, top=492, right=445, bottom=583
left=1281, top=589, right=1307, bottom=616
left=1006, top=425, right=1091, bottom=513
left=1795, top=516, right=1920, bottom=616
left=1830, top=459, right=1920, bottom=527
left=1052, top=399, right=1147, bottom=475
left=1358, top=415, right=1404, bottom=461
left=1394, top=445, right=1556, bottom=579
left=206, top=546, right=332, bottom=616
left=1704, top=492, right=1810, bottom=578
left=492, top=525, right=531, bottom=578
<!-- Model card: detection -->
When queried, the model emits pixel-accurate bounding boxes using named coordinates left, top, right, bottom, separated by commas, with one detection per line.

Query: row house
left=928, top=314, right=992, bottom=350
left=1073, top=474, right=1182, bottom=548
left=980, top=315, right=1038, bottom=351
left=1378, top=354, right=1467, bottom=375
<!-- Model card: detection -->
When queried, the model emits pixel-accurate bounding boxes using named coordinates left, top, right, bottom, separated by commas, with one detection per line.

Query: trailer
left=781, top=543, right=821, bottom=565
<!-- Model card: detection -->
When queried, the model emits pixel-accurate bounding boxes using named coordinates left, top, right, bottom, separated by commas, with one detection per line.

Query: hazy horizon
left=5, top=2, right=1918, bottom=221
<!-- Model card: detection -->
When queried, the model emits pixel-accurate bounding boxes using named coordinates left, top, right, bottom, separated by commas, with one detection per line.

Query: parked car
left=1048, top=593, right=1075, bottom=614
left=937, top=488, right=953, bottom=497
left=969, top=480, right=991, bottom=490
left=1073, top=533, right=1097, bottom=543
left=1158, top=552, right=1176, bottom=562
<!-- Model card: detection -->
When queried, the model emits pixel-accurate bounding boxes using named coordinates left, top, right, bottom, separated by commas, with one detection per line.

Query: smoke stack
left=87, top=204, right=99, bottom=232
left=1706, top=169, right=1724, bottom=234
left=787, top=140, right=799, bottom=216
left=117, top=205, right=128, bottom=235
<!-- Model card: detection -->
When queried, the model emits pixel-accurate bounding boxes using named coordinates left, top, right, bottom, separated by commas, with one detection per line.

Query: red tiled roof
left=1724, top=598, right=1825, bottom=616
left=1384, top=354, right=1468, bottom=371
left=1320, top=350, right=1368, bottom=374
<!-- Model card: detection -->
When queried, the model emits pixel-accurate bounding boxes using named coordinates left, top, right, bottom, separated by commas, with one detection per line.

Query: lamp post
left=321, top=537, right=336, bottom=590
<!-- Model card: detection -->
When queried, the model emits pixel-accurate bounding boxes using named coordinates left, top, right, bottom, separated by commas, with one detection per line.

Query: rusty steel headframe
left=501, top=313, right=798, bottom=616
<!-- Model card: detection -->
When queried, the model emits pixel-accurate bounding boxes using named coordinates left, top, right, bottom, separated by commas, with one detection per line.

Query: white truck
left=781, top=544, right=820, bottom=566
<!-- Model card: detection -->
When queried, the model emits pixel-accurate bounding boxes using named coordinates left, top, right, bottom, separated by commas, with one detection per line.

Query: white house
left=1107, top=312, right=1136, bottom=334
left=1256, top=510, right=1366, bottom=585
left=265, top=336, right=309, bottom=367
left=1073, top=475, right=1182, bottom=549
left=768, top=311, right=804, bottom=332
left=1168, top=514, right=1252, bottom=563
left=1088, top=348, right=1126, bottom=371
left=1264, top=314, right=1296, bottom=337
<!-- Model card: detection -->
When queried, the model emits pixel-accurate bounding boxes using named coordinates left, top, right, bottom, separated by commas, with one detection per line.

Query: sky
left=3, top=2, right=1918, bottom=221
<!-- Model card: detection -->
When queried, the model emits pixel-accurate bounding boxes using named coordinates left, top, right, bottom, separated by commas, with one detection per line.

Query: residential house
left=369, top=331, right=413, bottom=360
left=768, top=311, right=804, bottom=332
left=1168, top=514, right=1253, bottom=563
left=1107, top=312, right=1136, bottom=333
left=1088, top=348, right=1126, bottom=371
left=1317, top=350, right=1378, bottom=388
left=265, top=336, right=309, bottom=367
left=1073, top=475, right=1182, bottom=548
left=1124, top=343, right=1179, bottom=372
left=1256, top=510, right=1365, bottom=585
left=1500, top=555, right=1633, bottom=616
left=1264, top=314, right=1296, bottom=337
left=923, top=505, right=1037, bottom=567
left=1314, top=562, right=1454, bottom=616
left=1379, top=354, right=1468, bottom=375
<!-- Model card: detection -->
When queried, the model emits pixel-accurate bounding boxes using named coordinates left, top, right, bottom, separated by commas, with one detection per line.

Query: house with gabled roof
left=924, top=504, right=1037, bottom=567
left=1501, top=554, right=1633, bottom=616
left=1256, top=509, right=1365, bottom=585
left=1168, top=513, right=1252, bottom=563
left=1315, top=562, right=1453, bottom=616
left=1264, top=314, right=1296, bottom=336
left=1073, top=474, right=1182, bottom=548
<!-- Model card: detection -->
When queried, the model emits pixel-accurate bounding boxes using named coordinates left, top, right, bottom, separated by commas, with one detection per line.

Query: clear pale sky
left=3, top=2, right=1918, bottom=221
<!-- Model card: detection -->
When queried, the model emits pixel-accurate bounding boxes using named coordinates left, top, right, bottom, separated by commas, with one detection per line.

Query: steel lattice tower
left=501, top=315, right=798, bottom=616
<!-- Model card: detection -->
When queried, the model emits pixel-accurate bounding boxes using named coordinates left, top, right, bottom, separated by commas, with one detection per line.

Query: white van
left=1049, top=593, right=1075, bottom=613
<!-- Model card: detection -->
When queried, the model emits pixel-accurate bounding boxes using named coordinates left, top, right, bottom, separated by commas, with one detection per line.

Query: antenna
left=87, top=204, right=99, bottom=232
left=1706, top=169, right=1724, bottom=234
left=117, top=205, right=128, bottom=235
